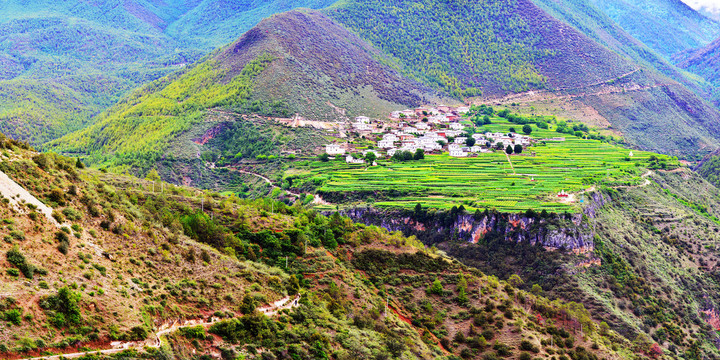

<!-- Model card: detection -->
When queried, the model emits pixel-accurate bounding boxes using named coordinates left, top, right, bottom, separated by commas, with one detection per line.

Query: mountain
left=48, top=10, right=442, bottom=170
left=326, top=0, right=720, bottom=158
left=0, top=134, right=642, bottom=359
left=682, top=0, right=720, bottom=22
left=587, top=0, right=720, bottom=60
left=678, top=36, right=720, bottom=100
left=0, top=0, right=337, bottom=145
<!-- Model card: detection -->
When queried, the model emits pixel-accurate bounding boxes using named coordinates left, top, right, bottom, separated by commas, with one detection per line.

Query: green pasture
left=288, top=119, right=663, bottom=212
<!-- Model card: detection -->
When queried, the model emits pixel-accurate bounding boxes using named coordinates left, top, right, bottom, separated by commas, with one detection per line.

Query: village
left=323, top=105, right=536, bottom=164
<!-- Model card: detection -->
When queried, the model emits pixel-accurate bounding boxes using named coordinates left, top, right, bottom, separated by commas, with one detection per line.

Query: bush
left=6, top=247, right=35, bottom=279
left=6, top=268, right=19, bottom=277
left=128, top=326, right=149, bottom=340
left=62, top=208, right=82, bottom=221
left=4, top=308, right=22, bottom=325
left=179, top=325, right=206, bottom=340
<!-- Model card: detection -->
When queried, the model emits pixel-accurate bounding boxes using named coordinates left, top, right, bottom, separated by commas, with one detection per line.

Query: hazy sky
left=683, top=0, right=720, bottom=12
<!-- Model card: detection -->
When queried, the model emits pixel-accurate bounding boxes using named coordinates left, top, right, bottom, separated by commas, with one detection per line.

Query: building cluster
left=325, top=105, right=536, bottom=163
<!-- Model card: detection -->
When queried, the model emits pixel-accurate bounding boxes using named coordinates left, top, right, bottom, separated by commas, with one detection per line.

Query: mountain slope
left=678, top=36, right=720, bottom=100
left=0, top=0, right=337, bottom=145
left=0, top=134, right=641, bottom=359
left=326, top=0, right=720, bottom=158
left=588, top=0, right=720, bottom=60
left=49, top=10, right=442, bottom=169
left=327, top=0, right=634, bottom=97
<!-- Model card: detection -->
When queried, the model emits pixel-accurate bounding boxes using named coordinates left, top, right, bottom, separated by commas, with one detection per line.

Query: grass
left=289, top=118, right=663, bottom=212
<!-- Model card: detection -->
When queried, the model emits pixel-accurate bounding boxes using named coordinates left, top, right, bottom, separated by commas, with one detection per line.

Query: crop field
left=288, top=119, right=663, bottom=212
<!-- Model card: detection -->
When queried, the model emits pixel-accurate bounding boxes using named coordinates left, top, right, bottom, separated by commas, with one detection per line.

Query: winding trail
left=24, top=296, right=301, bottom=360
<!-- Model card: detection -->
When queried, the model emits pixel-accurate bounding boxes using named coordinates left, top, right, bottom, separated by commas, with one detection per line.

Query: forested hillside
left=327, top=0, right=633, bottom=97
left=0, top=0, right=336, bottom=145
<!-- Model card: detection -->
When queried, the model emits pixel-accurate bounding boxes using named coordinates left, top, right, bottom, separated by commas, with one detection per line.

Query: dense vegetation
left=327, top=0, right=548, bottom=96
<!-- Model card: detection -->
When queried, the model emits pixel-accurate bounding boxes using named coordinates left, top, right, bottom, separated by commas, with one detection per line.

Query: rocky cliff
left=341, top=192, right=608, bottom=252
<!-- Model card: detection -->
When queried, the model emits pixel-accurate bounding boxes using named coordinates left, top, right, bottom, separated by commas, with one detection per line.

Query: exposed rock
left=341, top=193, right=608, bottom=251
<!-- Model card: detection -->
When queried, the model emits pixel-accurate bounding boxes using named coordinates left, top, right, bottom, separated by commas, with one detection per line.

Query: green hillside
left=0, top=0, right=337, bottom=145
left=49, top=10, right=442, bottom=175
left=327, top=0, right=634, bottom=97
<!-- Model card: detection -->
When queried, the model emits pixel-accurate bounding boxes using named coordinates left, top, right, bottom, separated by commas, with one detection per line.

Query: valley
left=5, top=0, right=720, bottom=359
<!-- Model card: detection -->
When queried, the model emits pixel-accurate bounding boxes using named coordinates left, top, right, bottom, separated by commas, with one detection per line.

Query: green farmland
left=286, top=119, right=673, bottom=212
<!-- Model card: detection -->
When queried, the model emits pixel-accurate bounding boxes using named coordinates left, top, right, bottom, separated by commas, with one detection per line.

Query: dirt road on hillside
left=24, top=295, right=301, bottom=360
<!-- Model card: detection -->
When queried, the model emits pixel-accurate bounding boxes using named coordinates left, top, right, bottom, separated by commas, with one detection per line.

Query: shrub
left=62, top=208, right=82, bottom=221
left=4, top=308, right=22, bottom=325
left=179, top=325, right=206, bottom=340
left=6, top=247, right=34, bottom=279
left=128, top=326, right=149, bottom=340
left=6, top=268, right=19, bottom=277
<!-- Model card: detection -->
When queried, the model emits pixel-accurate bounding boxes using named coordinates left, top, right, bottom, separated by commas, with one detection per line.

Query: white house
left=514, top=137, right=531, bottom=146
left=387, top=148, right=398, bottom=157
left=378, top=139, right=396, bottom=149
left=415, top=122, right=430, bottom=130
left=403, top=126, right=419, bottom=134
left=449, top=123, right=465, bottom=130
left=382, top=133, right=399, bottom=142
left=454, top=137, right=467, bottom=144
left=353, top=122, right=372, bottom=131
left=470, top=146, right=483, bottom=153
left=449, top=149, right=468, bottom=157
left=456, top=106, right=470, bottom=114
left=448, top=143, right=462, bottom=151
left=345, top=155, right=365, bottom=164
left=325, top=144, right=345, bottom=155
left=355, top=116, right=371, bottom=123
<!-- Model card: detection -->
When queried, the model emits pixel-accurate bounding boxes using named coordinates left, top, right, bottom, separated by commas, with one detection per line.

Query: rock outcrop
left=341, top=192, right=608, bottom=252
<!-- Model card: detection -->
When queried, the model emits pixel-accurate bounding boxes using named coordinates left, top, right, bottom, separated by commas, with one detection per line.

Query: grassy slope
left=326, top=0, right=633, bottom=97
left=0, top=136, right=640, bottom=359
left=678, top=36, right=720, bottom=104
left=577, top=169, right=720, bottom=358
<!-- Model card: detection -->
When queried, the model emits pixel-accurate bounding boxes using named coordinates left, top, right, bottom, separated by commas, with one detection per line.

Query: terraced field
left=288, top=119, right=667, bottom=212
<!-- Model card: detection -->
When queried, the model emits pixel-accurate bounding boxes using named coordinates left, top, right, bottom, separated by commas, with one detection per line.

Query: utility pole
left=201, top=198, right=204, bottom=212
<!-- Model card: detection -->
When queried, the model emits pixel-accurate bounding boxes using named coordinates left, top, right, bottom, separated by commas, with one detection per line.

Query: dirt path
left=24, top=296, right=301, bottom=360
left=558, top=170, right=652, bottom=204
left=504, top=153, right=516, bottom=175
left=0, top=170, right=60, bottom=227
left=232, top=169, right=273, bottom=184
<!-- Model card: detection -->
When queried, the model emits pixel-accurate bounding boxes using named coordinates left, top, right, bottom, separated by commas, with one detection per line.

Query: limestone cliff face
left=341, top=193, right=607, bottom=251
